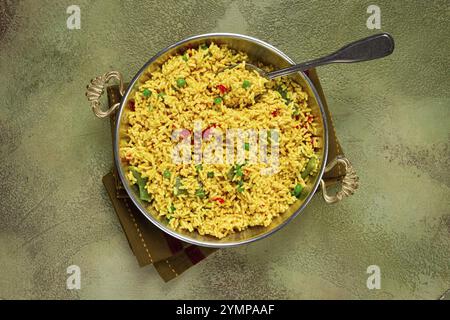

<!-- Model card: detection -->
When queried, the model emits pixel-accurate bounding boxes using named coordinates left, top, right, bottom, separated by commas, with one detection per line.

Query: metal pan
left=86, top=33, right=358, bottom=247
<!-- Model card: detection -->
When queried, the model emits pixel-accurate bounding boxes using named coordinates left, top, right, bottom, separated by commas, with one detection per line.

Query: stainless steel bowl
left=86, top=33, right=358, bottom=247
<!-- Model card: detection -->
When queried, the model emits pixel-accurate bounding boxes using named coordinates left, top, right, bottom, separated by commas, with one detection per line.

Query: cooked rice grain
left=120, top=43, right=320, bottom=239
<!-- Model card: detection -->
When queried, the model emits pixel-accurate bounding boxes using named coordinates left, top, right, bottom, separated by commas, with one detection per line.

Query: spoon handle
left=266, top=33, right=395, bottom=79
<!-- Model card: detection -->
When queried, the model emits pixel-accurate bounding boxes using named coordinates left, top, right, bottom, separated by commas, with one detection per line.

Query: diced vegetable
left=158, top=92, right=166, bottom=99
left=276, top=85, right=291, bottom=104
left=211, top=197, right=225, bottom=204
left=301, top=157, right=317, bottom=179
left=237, top=179, right=244, bottom=193
left=227, top=167, right=235, bottom=180
left=271, top=109, right=280, bottom=117
left=174, top=176, right=187, bottom=196
left=242, top=80, right=251, bottom=89
left=292, top=184, right=303, bottom=198
left=217, top=84, right=228, bottom=94
left=235, top=165, right=243, bottom=177
left=195, top=187, right=206, bottom=199
left=143, top=89, right=151, bottom=97
left=176, top=78, right=186, bottom=88
left=163, top=170, right=171, bottom=179
left=214, top=97, right=222, bottom=105
left=244, top=142, right=250, bottom=151
left=207, top=172, right=214, bottom=178
left=228, top=163, right=247, bottom=180
left=276, top=85, right=288, bottom=100
left=131, top=168, right=151, bottom=202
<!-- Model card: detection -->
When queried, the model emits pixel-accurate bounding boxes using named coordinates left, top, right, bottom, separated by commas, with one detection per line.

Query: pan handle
left=86, top=71, right=125, bottom=118
left=320, top=156, right=359, bottom=204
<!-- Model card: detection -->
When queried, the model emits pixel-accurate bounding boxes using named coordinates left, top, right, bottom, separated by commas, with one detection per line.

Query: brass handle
left=320, top=156, right=359, bottom=204
left=86, top=71, right=125, bottom=118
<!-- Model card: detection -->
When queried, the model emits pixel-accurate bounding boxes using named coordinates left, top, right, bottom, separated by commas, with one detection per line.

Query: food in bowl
left=119, top=43, right=322, bottom=239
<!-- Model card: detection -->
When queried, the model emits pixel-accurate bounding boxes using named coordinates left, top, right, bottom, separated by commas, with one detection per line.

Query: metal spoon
left=245, top=33, right=395, bottom=79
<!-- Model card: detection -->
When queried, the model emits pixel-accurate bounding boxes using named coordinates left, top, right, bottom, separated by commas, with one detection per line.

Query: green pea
left=242, top=80, right=251, bottom=89
left=143, top=89, right=151, bottom=97
left=176, top=78, right=186, bottom=88
left=182, top=54, right=189, bottom=62
left=163, top=170, right=171, bottom=179
left=214, top=97, right=222, bottom=105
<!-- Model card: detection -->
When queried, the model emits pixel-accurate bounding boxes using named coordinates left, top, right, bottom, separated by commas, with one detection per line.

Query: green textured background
left=1, top=0, right=449, bottom=299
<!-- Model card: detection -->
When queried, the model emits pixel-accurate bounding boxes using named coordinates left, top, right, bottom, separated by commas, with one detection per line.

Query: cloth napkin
left=102, top=68, right=347, bottom=281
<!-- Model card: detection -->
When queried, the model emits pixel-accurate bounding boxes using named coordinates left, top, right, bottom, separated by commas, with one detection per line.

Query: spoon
left=244, top=33, right=395, bottom=79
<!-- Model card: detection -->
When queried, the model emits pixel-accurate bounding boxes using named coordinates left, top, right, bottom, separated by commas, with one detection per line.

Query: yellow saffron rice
left=120, top=43, right=321, bottom=239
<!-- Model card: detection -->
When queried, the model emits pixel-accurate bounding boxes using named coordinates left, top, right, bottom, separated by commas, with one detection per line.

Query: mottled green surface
left=1, top=0, right=449, bottom=300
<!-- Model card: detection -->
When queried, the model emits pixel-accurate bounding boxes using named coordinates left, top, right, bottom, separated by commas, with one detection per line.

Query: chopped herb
left=214, top=97, right=222, bottom=105
left=244, top=142, right=250, bottom=151
left=292, top=184, right=303, bottom=198
left=147, top=105, right=153, bottom=112
left=235, top=165, right=243, bottom=177
left=292, top=105, right=300, bottom=116
left=195, top=164, right=203, bottom=172
left=131, top=168, right=151, bottom=202
left=237, top=179, right=244, bottom=187
left=242, top=80, right=251, bottom=89
left=158, top=92, right=166, bottom=99
left=195, top=187, right=206, bottom=199
left=237, top=185, right=245, bottom=193
left=229, top=163, right=246, bottom=180
left=174, top=176, right=187, bottom=196
left=163, top=170, right=171, bottom=179
left=176, top=78, right=186, bottom=88
left=276, top=85, right=291, bottom=104
left=182, top=54, right=189, bottom=62
left=143, top=89, right=152, bottom=97
left=200, top=44, right=209, bottom=50
left=207, top=171, right=214, bottom=178
left=169, top=204, right=176, bottom=213
left=276, top=85, right=288, bottom=100
left=301, top=157, right=317, bottom=179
